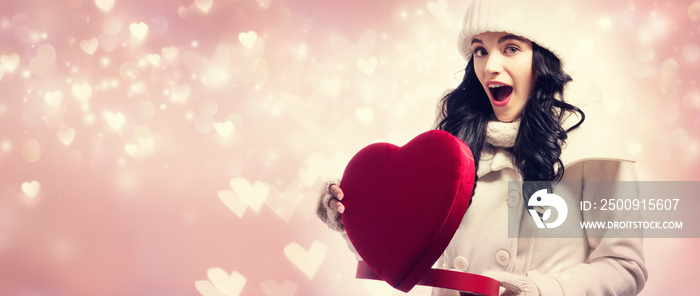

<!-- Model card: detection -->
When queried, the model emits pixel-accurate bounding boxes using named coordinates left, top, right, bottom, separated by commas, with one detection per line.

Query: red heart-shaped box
left=340, top=130, right=498, bottom=294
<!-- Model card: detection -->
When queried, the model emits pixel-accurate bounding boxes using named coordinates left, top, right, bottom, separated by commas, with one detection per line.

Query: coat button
left=508, top=191, right=520, bottom=208
left=496, top=249, right=511, bottom=266
left=437, top=255, right=446, bottom=268
left=453, top=256, right=470, bottom=272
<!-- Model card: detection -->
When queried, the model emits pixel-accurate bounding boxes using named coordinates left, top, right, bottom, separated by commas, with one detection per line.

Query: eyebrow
left=471, top=34, right=529, bottom=45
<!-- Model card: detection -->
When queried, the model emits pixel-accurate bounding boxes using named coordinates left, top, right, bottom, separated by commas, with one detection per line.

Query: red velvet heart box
left=340, top=130, right=498, bottom=294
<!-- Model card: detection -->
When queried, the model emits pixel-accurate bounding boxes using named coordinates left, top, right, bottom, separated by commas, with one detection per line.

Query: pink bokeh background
left=0, top=0, right=699, bottom=295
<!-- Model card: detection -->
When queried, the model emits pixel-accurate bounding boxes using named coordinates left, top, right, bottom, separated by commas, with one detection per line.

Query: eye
left=504, top=45, right=520, bottom=55
left=473, top=47, right=487, bottom=57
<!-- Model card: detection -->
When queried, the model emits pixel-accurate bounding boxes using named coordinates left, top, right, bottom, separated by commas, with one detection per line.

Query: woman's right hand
left=327, top=184, right=345, bottom=213
left=316, top=181, right=346, bottom=232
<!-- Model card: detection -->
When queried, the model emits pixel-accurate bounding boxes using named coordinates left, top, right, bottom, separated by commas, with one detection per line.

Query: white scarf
left=485, top=118, right=520, bottom=148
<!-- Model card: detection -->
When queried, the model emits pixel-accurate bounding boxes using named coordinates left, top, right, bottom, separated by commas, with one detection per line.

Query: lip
left=486, top=81, right=512, bottom=108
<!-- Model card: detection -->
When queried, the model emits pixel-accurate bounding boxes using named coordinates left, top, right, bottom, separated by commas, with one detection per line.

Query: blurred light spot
left=65, top=0, right=83, bottom=9
left=635, top=45, right=655, bottom=63
left=682, top=44, right=700, bottom=63
left=98, top=32, right=119, bottom=51
left=119, top=60, right=141, bottom=81
left=21, top=140, right=41, bottom=162
left=203, top=65, right=230, bottom=89
left=685, top=138, right=700, bottom=164
left=129, top=22, right=149, bottom=39
left=148, top=16, right=169, bottom=35
left=161, top=47, right=178, bottom=60
left=84, top=113, right=95, bottom=125
left=128, top=126, right=155, bottom=157
left=320, top=78, right=341, bottom=97
left=21, top=105, right=43, bottom=127
left=91, top=144, right=110, bottom=164
left=260, top=150, right=278, bottom=167
left=355, top=107, right=374, bottom=124
left=0, top=53, right=20, bottom=72
left=689, top=2, right=700, bottom=21
left=57, top=128, right=75, bottom=146
left=137, top=58, right=148, bottom=68
left=598, top=17, right=613, bottom=31
left=99, top=80, right=111, bottom=90
left=91, top=133, right=105, bottom=145
left=114, top=170, right=140, bottom=194
left=71, top=82, right=92, bottom=101
left=670, top=128, right=689, bottom=147
left=80, top=38, right=98, bottom=55
left=291, top=43, right=308, bottom=60
left=195, top=116, right=214, bottom=134
left=70, top=149, right=83, bottom=161
left=147, top=54, right=160, bottom=65
left=628, top=141, right=643, bottom=156
left=124, top=144, right=137, bottom=156
left=130, top=82, right=147, bottom=94
left=44, top=90, right=63, bottom=108
left=28, top=44, right=56, bottom=75
left=138, top=101, right=157, bottom=119
left=213, top=121, right=234, bottom=138
left=662, top=101, right=680, bottom=122
left=183, top=211, right=197, bottom=226
left=49, top=237, right=76, bottom=261
left=238, top=31, right=257, bottom=48
left=661, top=59, right=680, bottom=88
left=637, top=18, right=667, bottom=44
left=199, top=99, right=218, bottom=117
left=95, top=0, right=114, bottom=12
left=1, top=140, right=12, bottom=152
left=684, top=91, right=700, bottom=112
left=390, top=102, right=410, bottom=120
left=602, top=99, right=622, bottom=115
left=103, top=111, right=126, bottom=130
left=103, top=16, right=122, bottom=35
left=185, top=111, right=195, bottom=121
left=43, top=108, right=64, bottom=129
left=170, top=83, right=190, bottom=103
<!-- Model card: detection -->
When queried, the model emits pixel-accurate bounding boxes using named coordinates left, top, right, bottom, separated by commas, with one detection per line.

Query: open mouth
left=488, top=83, right=513, bottom=103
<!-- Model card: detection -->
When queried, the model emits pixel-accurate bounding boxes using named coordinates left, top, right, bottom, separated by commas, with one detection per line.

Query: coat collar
left=476, top=102, right=638, bottom=178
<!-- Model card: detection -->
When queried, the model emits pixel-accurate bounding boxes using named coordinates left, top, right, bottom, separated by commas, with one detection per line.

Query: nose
left=484, top=52, right=503, bottom=75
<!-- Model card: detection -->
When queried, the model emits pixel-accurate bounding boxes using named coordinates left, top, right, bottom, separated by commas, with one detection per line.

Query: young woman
left=317, top=0, right=647, bottom=295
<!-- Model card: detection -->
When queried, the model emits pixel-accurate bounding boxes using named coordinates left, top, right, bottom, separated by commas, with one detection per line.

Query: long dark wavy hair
left=436, top=43, right=585, bottom=202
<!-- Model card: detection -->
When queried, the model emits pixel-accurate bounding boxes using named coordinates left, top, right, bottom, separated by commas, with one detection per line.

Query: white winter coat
left=433, top=102, right=648, bottom=295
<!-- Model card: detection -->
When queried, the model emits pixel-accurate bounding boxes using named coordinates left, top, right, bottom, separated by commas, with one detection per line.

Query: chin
left=494, top=114, right=520, bottom=123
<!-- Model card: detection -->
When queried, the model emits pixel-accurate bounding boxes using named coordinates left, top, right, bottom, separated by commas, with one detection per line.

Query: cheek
left=517, top=64, right=535, bottom=94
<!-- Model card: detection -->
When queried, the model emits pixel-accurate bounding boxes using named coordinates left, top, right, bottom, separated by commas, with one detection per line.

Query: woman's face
left=471, top=31, right=535, bottom=122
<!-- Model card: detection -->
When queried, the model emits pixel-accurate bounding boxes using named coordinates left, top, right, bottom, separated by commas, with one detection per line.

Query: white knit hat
left=457, top=0, right=574, bottom=64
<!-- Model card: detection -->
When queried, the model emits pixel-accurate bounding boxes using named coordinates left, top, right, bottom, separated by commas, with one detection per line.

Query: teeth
left=489, top=83, right=506, bottom=88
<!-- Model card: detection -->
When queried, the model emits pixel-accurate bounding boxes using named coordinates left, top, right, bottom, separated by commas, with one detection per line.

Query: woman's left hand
left=482, top=271, right=540, bottom=296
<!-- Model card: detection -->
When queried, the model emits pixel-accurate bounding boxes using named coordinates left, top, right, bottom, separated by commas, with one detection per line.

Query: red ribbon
left=356, top=261, right=500, bottom=296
